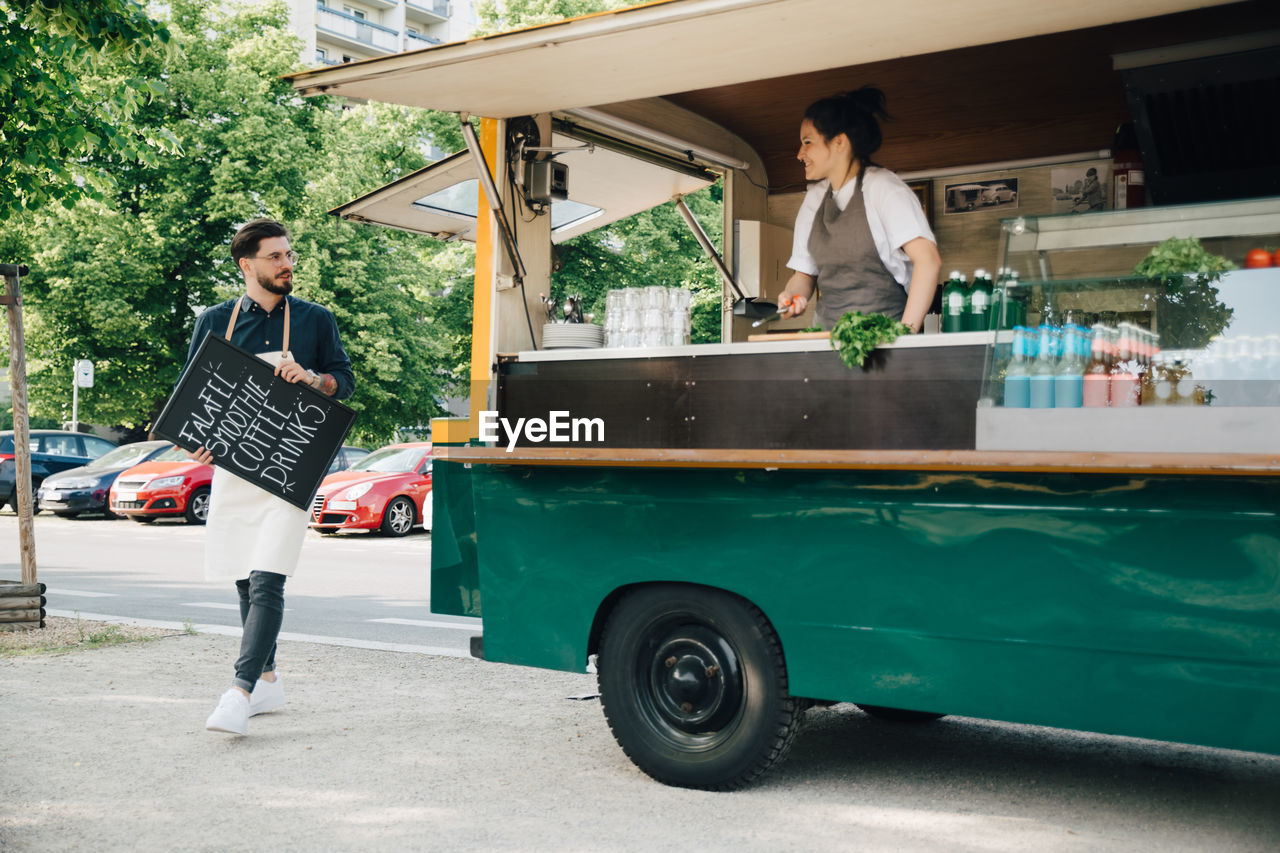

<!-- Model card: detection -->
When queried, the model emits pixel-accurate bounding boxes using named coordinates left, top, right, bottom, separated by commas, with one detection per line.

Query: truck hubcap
left=645, top=625, right=743, bottom=735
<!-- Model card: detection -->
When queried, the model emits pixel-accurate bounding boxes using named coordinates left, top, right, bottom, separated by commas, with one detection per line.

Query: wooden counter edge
left=432, top=446, right=1280, bottom=475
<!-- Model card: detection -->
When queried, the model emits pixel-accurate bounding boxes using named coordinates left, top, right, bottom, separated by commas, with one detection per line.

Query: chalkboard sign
left=154, top=335, right=356, bottom=510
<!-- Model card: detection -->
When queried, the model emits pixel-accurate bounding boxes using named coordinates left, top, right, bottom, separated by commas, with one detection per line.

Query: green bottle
left=965, top=269, right=993, bottom=332
left=942, top=271, right=967, bottom=333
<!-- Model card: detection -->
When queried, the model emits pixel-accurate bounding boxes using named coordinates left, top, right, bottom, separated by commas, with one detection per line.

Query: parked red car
left=109, top=445, right=214, bottom=524
left=310, top=442, right=432, bottom=537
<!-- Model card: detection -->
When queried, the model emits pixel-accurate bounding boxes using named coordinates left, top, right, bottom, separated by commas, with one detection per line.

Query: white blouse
left=787, top=166, right=935, bottom=291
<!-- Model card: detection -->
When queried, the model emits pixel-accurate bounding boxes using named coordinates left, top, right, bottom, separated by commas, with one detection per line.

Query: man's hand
left=275, top=355, right=335, bottom=395
left=188, top=446, right=214, bottom=465
left=274, top=355, right=311, bottom=385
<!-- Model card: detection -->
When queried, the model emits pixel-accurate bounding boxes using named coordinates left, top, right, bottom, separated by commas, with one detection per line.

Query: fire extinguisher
left=1111, top=123, right=1145, bottom=209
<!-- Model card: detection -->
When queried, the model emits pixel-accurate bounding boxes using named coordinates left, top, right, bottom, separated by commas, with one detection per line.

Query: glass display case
left=977, top=197, right=1280, bottom=453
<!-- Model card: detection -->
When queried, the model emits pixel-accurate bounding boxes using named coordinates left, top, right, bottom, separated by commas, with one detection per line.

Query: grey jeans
left=233, top=571, right=287, bottom=693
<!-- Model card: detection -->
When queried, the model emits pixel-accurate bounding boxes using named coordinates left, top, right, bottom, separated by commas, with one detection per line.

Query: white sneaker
left=205, top=688, right=250, bottom=735
left=248, top=675, right=285, bottom=717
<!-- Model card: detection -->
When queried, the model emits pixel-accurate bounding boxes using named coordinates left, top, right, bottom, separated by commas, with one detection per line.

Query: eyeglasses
left=247, top=250, right=299, bottom=266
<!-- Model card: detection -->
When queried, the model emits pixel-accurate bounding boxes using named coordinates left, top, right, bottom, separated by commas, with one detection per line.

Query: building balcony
left=405, top=0, right=450, bottom=25
left=405, top=29, right=443, bottom=47
left=316, top=4, right=400, bottom=53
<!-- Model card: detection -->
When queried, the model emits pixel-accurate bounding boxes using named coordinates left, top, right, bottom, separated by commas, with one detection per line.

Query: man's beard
left=260, top=273, right=293, bottom=296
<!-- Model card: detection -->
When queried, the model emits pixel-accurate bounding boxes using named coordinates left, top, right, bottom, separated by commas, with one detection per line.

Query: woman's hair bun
left=843, top=87, right=888, bottom=119
left=803, top=86, right=890, bottom=165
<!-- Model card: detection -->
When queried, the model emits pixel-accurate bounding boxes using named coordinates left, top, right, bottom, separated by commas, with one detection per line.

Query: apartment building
left=289, top=0, right=475, bottom=67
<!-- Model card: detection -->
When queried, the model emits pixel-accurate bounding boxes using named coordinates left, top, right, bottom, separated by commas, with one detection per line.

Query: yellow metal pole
left=467, top=117, right=500, bottom=441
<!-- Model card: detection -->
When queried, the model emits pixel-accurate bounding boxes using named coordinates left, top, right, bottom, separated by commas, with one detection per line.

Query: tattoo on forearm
left=318, top=374, right=338, bottom=396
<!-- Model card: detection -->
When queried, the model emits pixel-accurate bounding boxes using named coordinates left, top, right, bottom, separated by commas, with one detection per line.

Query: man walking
left=188, top=218, right=354, bottom=735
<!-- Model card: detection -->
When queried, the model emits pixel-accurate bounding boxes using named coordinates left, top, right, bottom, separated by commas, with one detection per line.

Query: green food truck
left=289, top=0, right=1280, bottom=789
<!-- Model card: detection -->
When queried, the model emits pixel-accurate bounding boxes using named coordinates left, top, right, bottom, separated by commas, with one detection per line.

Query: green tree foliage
left=11, top=0, right=473, bottom=444
left=553, top=184, right=726, bottom=342
left=473, top=0, right=631, bottom=35
left=0, top=0, right=179, bottom=218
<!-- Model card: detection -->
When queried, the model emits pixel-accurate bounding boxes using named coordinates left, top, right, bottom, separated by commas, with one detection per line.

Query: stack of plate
left=542, top=323, right=604, bottom=349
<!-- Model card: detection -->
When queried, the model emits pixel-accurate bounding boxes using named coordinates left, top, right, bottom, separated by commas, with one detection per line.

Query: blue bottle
left=1004, top=326, right=1031, bottom=408
left=1054, top=324, right=1085, bottom=408
left=1029, top=324, right=1057, bottom=408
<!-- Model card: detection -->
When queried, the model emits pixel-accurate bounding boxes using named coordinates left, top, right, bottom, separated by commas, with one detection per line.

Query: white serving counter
left=513, top=330, right=996, bottom=362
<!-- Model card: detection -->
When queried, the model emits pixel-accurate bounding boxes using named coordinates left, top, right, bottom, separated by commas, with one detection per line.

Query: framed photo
left=943, top=178, right=1019, bottom=215
left=907, top=180, right=933, bottom=227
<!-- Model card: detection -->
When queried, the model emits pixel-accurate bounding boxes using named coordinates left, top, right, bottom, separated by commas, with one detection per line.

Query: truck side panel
left=455, top=463, right=1280, bottom=755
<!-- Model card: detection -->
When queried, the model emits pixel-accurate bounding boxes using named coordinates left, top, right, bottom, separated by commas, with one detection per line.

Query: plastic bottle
left=1110, top=323, right=1140, bottom=407
left=1149, top=351, right=1175, bottom=406
left=1029, top=324, right=1057, bottom=408
left=1004, top=326, right=1031, bottom=408
left=942, top=271, right=967, bottom=333
left=1054, top=324, right=1084, bottom=408
left=1083, top=323, right=1111, bottom=407
left=966, top=269, right=992, bottom=332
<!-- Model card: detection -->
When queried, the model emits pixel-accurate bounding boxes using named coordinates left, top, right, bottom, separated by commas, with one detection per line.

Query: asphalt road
left=0, top=511, right=480, bottom=656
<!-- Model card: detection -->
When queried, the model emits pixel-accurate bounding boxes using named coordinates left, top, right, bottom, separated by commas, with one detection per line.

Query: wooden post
left=0, top=263, right=37, bottom=586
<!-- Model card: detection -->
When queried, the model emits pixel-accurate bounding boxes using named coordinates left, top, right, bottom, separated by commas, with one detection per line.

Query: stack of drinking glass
left=604, top=286, right=692, bottom=348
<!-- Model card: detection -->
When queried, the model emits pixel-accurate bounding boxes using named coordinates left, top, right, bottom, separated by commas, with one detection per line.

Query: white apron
left=204, top=299, right=311, bottom=582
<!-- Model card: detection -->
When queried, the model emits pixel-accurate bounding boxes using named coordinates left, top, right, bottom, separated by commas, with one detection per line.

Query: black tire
left=855, top=704, right=945, bottom=723
left=597, top=585, right=802, bottom=790
left=130, top=515, right=156, bottom=524
left=379, top=496, right=415, bottom=537
left=185, top=487, right=211, bottom=525
left=54, top=511, right=81, bottom=519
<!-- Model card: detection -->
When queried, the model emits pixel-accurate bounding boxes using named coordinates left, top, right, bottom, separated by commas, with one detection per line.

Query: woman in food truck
left=777, top=88, right=942, bottom=333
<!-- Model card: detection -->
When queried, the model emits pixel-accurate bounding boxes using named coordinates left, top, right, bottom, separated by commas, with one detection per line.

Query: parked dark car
left=37, top=440, right=174, bottom=518
left=0, top=430, right=117, bottom=513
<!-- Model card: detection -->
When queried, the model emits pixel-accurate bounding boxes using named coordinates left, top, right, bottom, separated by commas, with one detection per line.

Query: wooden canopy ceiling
left=665, top=0, right=1280, bottom=189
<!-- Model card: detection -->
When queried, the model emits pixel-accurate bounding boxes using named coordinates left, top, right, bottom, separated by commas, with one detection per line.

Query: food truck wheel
left=598, top=584, right=801, bottom=790
left=854, top=704, right=945, bottom=723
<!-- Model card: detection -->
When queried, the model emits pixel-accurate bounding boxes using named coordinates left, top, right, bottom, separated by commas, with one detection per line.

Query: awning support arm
left=460, top=114, right=527, bottom=284
left=673, top=195, right=746, bottom=300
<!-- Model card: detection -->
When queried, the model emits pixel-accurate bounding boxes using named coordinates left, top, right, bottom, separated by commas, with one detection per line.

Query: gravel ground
left=2, top=632, right=1279, bottom=852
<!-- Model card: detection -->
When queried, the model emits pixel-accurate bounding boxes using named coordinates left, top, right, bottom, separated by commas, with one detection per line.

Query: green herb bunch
left=828, top=311, right=910, bottom=369
left=1133, top=237, right=1236, bottom=282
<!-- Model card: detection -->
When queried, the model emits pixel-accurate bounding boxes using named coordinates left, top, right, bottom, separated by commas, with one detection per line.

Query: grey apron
left=807, top=172, right=907, bottom=329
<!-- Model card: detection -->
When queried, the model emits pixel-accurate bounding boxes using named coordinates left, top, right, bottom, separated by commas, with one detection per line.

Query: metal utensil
left=751, top=310, right=786, bottom=328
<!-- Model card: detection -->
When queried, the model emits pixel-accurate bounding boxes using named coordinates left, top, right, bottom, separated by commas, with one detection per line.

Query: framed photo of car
left=153, top=335, right=357, bottom=511
left=943, top=178, right=1019, bottom=214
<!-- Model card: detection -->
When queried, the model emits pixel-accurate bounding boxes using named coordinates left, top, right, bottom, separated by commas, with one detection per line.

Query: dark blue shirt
left=185, top=295, right=355, bottom=400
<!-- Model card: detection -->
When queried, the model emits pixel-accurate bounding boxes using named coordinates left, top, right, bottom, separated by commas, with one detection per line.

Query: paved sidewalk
left=3, top=633, right=1279, bottom=852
